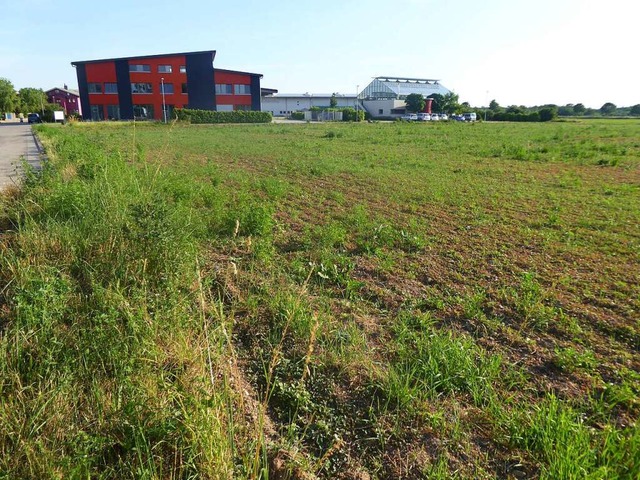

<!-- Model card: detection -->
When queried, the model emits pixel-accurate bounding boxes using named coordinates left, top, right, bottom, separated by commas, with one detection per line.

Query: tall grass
left=0, top=125, right=259, bottom=478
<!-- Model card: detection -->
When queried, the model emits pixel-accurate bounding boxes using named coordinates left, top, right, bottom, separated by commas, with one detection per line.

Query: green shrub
left=290, top=111, right=305, bottom=120
left=341, top=107, right=364, bottom=122
left=175, top=108, right=272, bottom=124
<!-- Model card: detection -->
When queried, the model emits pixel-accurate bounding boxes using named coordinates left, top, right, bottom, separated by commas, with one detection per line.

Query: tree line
left=404, top=91, right=640, bottom=122
left=0, top=77, right=63, bottom=120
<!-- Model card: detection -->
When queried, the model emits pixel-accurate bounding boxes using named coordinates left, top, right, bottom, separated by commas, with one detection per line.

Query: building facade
left=261, top=93, right=357, bottom=117
left=46, top=86, right=81, bottom=116
left=71, top=50, right=262, bottom=121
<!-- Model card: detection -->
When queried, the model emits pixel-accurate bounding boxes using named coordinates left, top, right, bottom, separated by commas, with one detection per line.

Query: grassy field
left=1, top=119, right=639, bottom=479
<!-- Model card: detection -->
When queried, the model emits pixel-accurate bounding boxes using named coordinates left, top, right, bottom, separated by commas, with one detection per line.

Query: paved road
left=0, top=123, right=42, bottom=190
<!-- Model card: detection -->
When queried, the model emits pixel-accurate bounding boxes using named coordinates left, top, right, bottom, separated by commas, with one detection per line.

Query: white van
left=463, top=112, right=477, bottom=122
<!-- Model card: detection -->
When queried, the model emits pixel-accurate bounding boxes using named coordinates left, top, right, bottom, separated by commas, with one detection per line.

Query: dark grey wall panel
left=186, top=52, right=215, bottom=110
left=251, top=75, right=261, bottom=111
left=115, top=60, right=133, bottom=120
left=75, top=64, right=90, bottom=119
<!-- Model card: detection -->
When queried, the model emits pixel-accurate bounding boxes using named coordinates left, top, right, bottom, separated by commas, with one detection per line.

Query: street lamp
left=161, top=77, right=167, bottom=123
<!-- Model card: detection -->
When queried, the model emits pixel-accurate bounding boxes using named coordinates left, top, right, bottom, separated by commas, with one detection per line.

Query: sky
left=1, top=0, right=638, bottom=108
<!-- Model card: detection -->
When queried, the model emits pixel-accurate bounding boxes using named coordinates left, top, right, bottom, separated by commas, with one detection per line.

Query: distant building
left=46, top=86, right=81, bottom=116
left=359, top=77, right=451, bottom=118
left=71, top=50, right=263, bottom=121
left=262, top=77, right=452, bottom=119
left=261, top=92, right=357, bottom=117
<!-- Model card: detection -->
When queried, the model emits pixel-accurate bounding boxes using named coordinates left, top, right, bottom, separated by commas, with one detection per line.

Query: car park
left=431, top=113, right=440, bottom=121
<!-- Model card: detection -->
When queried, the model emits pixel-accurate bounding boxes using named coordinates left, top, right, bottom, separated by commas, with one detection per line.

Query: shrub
left=290, top=111, right=305, bottom=120
left=341, top=107, right=364, bottom=122
left=175, top=108, right=272, bottom=124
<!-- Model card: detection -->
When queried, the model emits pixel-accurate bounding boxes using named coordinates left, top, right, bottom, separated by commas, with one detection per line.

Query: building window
left=160, top=83, right=174, bottom=94
left=105, top=83, right=118, bottom=94
left=234, top=84, right=251, bottom=95
left=133, top=104, right=154, bottom=120
left=181, top=83, right=188, bottom=94
left=107, top=105, right=120, bottom=120
left=161, top=104, right=175, bottom=120
left=88, top=83, right=102, bottom=94
left=378, top=109, right=383, bottom=115
left=158, top=65, right=172, bottom=73
left=131, top=83, right=153, bottom=94
left=179, top=65, right=186, bottom=73
left=215, top=84, right=232, bottom=95
left=129, top=64, right=151, bottom=73
left=235, top=105, right=251, bottom=111
left=90, top=105, right=104, bottom=121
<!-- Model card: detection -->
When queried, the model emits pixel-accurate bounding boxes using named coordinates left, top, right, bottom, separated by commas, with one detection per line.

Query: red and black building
left=71, top=50, right=263, bottom=121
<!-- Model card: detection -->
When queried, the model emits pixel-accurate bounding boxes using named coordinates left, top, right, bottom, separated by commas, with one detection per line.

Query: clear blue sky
left=1, top=0, right=638, bottom=108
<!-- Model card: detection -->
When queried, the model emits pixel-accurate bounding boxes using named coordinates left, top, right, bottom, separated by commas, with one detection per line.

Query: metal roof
left=359, top=77, right=451, bottom=100
left=71, top=50, right=216, bottom=66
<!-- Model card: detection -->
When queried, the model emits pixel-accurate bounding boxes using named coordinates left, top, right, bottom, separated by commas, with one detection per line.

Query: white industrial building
left=261, top=76, right=451, bottom=119
left=261, top=93, right=357, bottom=116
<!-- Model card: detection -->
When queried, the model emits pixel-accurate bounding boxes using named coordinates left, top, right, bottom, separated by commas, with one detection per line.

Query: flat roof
left=71, top=50, right=216, bottom=66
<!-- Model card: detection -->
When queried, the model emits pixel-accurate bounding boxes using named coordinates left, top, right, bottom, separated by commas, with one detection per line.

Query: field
left=1, top=119, right=639, bottom=479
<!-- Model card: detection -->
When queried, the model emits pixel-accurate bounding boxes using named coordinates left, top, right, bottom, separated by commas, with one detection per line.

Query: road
left=0, top=122, right=42, bottom=190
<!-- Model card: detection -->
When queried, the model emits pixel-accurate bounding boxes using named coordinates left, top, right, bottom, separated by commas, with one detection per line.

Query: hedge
left=175, top=109, right=272, bottom=124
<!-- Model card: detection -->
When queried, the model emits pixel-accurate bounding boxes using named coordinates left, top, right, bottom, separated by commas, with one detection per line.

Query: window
left=234, top=84, right=251, bottom=95
left=181, top=83, right=188, bottom=94
left=179, top=65, right=186, bottom=73
left=161, top=104, right=175, bottom=120
left=107, top=105, right=120, bottom=120
left=88, top=83, right=102, bottom=94
left=105, top=83, right=118, bottom=94
left=215, top=84, right=232, bottom=95
left=129, top=64, right=150, bottom=73
left=160, top=83, right=174, bottom=94
left=378, top=109, right=384, bottom=115
left=235, top=105, right=251, bottom=111
left=217, top=104, right=233, bottom=112
left=158, top=65, right=172, bottom=73
left=90, top=105, right=104, bottom=121
left=133, top=104, right=154, bottom=120
left=131, top=83, right=153, bottom=94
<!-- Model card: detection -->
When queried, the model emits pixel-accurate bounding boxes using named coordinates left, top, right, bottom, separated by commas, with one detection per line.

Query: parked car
left=401, top=113, right=418, bottom=121
left=416, top=113, right=431, bottom=121
left=27, top=113, right=42, bottom=124
left=440, top=113, right=449, bottom=121
left=463, top=112, right=477, bottom=122
left=431, top=113, right=440, bottom=121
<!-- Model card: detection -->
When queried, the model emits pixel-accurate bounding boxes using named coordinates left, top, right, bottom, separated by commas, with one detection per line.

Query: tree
left=330, top=93, right=338, bottom=108
left=0, top=78, right=17, bottom=113
left=600, top=102, right=617, bottom=115
left=18, top=88, right=47, bottom=114
left=629, top=104, right=640, bottom=116
left=489, top=99, right=500, bottom=111
left=539, top=106, right=557, bottom=122
left=573, top=103, right=586, bottom=115
left=405, top=93, right=425, bottom=113
left=440, top=92, right=460, bottom=114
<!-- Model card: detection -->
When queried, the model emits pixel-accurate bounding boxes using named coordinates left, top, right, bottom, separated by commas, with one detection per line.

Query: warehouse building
left=71, top=50, right=262, bottom=121
left=261, top=92, right=357, bottom=117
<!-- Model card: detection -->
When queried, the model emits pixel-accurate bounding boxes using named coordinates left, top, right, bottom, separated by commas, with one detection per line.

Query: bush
left=290, top=111, right=305, bottom=120
left=175, top=108, right=272, bottom=124
left=341, top=107, right=364, bottom=122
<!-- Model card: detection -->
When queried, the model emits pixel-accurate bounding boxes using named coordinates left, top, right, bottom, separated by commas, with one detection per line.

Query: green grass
left=1, top=119, right=639, bottom=478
